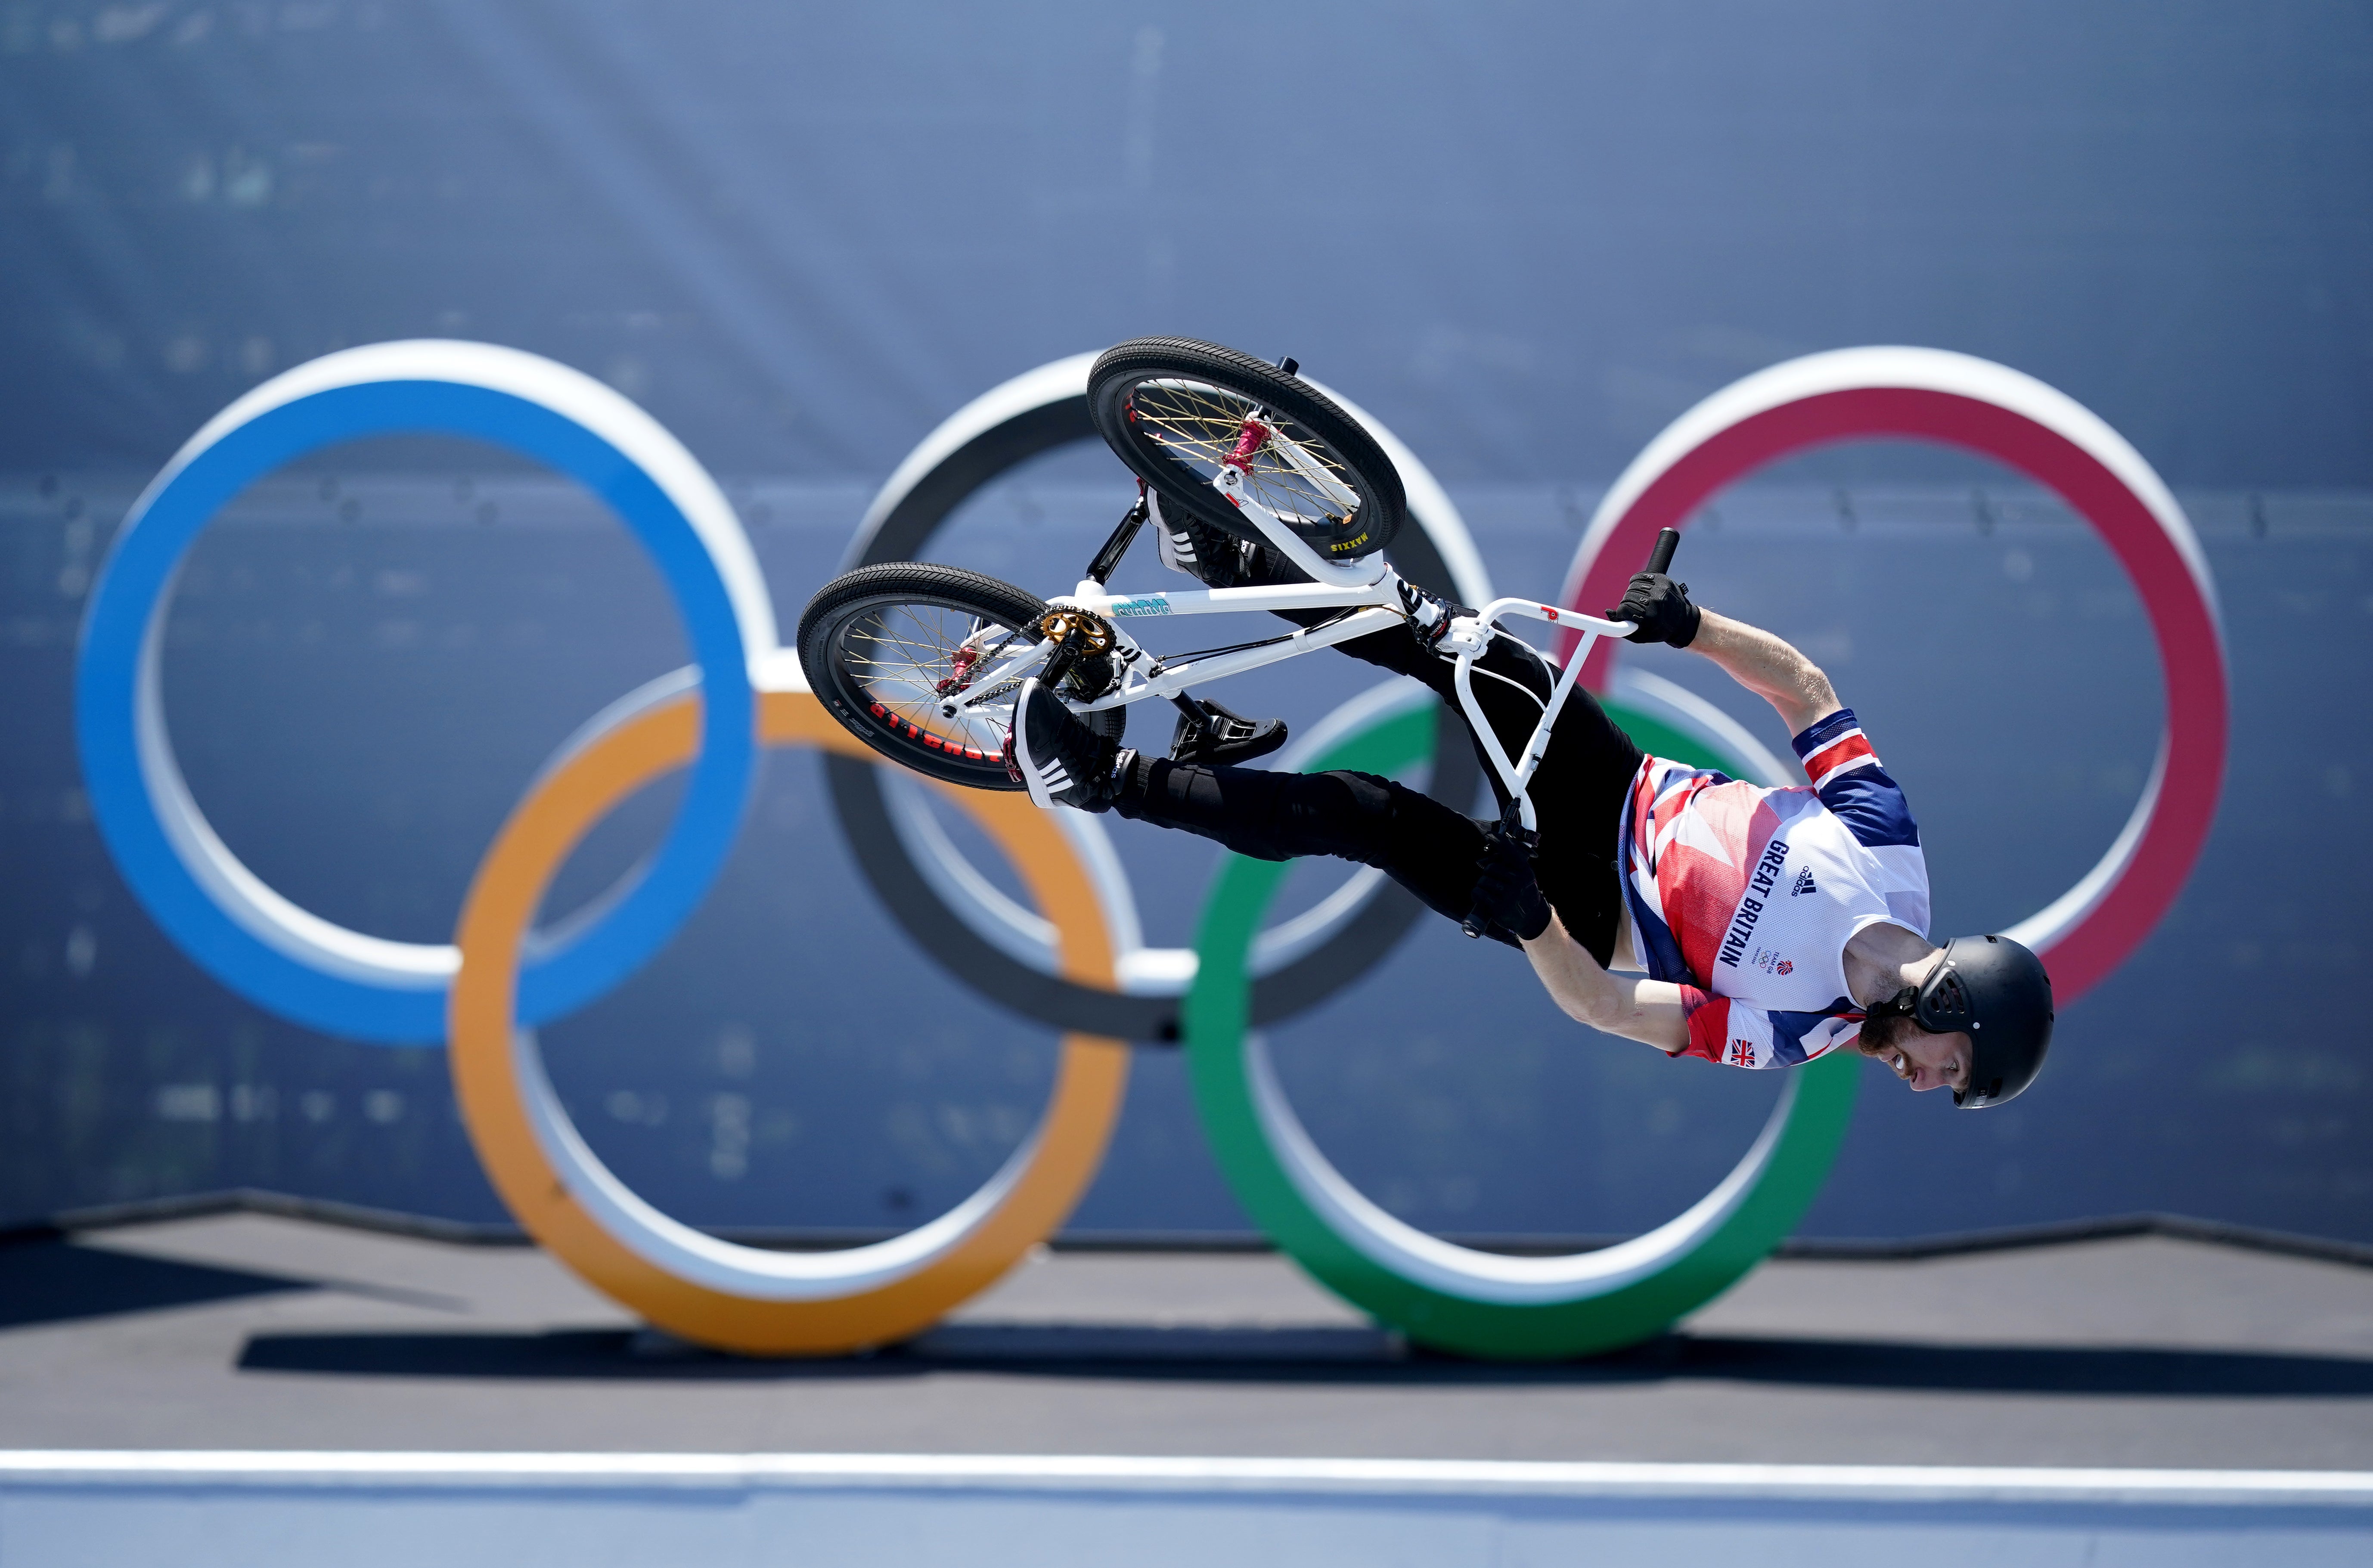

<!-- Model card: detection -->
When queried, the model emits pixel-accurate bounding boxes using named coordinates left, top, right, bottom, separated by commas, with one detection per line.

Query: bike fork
left=1453, top=527, right=1680, bottom=939
left=1078, top=483, right=1154, bottom=598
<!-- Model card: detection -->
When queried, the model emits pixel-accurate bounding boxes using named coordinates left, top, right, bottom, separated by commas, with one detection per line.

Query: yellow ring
left=447, top=685, right=1129, bottom=1355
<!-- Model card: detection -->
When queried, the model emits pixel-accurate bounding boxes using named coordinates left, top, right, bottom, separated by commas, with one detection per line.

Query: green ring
left=1182, top=694, right=1860, bottom=1360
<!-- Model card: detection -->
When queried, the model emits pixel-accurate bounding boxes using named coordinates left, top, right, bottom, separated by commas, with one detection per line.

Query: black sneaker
left=1154, top=493, right=1266, bottom=590
left=1169, top=697, right=1289, bottom=766
left=1009, top=678, right=1123, bottom=812
left=1396, top=578, right=1458, bottom=654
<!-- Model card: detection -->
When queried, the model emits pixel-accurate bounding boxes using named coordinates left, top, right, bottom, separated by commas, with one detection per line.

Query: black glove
left=1604, top=571, right=1700, bottom=648
left=1471, top=825, right=1552, bottom=942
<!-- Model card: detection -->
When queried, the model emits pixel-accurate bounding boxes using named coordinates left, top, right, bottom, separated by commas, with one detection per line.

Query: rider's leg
left=1160, top=524, right=1538, bottom=766
left=1168, top=527, right=1549, bottom=768
left=1153, top=524, right=1642, bottom=962
left=1215, top=552, right=1646, bottom=962
left=1113, top=756, right=1523, bottom=947
left=1015, top=678, right=1633, bottom=963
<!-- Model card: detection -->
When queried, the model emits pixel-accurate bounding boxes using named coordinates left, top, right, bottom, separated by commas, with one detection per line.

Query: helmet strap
left=1865, top=985, right=1920, bottom=1022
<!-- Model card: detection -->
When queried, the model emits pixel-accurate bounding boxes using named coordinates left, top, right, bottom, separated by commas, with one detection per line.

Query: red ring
left=1559, top=373, right=2228, bottom=1004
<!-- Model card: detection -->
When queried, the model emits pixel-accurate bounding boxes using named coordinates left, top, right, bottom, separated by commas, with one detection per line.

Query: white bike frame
left=937, top=421, right=1637, bottom=830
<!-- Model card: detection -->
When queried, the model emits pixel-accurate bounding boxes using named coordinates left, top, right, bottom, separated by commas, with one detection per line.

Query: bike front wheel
left=1088, top=337, right=1406, bottom=565
left=798, top=563, right=1123, bottom=791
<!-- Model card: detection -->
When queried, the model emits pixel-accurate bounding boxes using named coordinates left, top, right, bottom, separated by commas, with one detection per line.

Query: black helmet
left=1911, top=934, right=2055, bottom=1108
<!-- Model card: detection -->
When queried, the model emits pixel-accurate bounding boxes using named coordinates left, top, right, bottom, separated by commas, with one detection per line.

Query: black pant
left=1115, top=607, right=1644, bottom=963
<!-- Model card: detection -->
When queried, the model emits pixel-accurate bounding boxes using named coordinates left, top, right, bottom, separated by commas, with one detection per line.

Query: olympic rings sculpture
left=74, top=340, right=2224, bottom=1359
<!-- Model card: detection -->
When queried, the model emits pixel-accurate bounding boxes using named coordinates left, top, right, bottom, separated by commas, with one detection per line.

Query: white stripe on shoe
left=1014, top=678, right=1060, bottom=809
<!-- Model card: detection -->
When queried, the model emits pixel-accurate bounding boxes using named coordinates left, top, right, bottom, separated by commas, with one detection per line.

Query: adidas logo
left=1790, top=868, right=1817, bottom=898
left=1033, top=759, right=1070, bottom=793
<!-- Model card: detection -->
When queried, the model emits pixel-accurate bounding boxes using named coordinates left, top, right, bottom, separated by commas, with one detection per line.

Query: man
left=1009, top=512, right=2054, bottom=1107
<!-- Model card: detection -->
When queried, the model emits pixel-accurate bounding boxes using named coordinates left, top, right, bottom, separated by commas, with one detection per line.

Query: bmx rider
left=1008, top=513, right=2055, bottom=1108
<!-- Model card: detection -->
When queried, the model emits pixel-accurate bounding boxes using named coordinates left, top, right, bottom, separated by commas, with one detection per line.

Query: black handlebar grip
left=1645, top=526, right=1681, bottom=576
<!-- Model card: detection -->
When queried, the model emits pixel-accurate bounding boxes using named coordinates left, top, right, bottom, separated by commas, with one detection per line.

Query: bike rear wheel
left=798, top=563, right=1123, bottom=791
left=1088, top=338, right=1405, bottom=564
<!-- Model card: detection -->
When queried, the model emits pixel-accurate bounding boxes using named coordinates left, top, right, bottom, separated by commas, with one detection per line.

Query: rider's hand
left=1605, top=571, right=1700, bottom=648
left=1473, top=826, right=1553, bottom=942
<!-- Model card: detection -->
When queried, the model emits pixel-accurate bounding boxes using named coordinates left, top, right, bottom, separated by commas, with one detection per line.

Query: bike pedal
left=1169, top=700, right=1289, bottom=767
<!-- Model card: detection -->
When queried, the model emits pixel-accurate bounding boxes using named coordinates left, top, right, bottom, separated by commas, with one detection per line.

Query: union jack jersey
left=1618, top=709, right=1929, bottom=1070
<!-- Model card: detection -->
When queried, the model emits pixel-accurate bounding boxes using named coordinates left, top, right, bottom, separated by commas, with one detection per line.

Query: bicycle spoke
left=1129, top=376, right=1358, bottom=527
left=838, top=600, right=1027, bottom=760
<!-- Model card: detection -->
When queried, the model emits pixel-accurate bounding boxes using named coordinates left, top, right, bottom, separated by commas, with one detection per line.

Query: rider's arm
left=1520, top=913, right=1690, bottom=1052
left=1687, top=609, right=1843, bottom=736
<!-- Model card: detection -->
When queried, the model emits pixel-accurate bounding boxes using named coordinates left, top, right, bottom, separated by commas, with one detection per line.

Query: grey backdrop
left=2, top=1, right=2367, bottom=1247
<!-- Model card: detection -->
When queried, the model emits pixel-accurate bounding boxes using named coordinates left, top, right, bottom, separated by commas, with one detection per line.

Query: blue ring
left=74, top=380, right=757, bottom=1044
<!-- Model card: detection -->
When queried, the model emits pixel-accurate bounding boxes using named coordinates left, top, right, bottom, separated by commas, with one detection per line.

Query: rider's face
left=1857, top=1011, right=1973, bottom=1095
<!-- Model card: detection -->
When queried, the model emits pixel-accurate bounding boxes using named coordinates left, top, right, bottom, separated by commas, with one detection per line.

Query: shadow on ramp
left=236, top=1322, right=2373, bottom=1397
left=0, top=1237, right=312, bottom=1329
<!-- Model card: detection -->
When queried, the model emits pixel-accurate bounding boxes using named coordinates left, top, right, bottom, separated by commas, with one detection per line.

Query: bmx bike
left=799, top=337, right=1677, bottom=866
